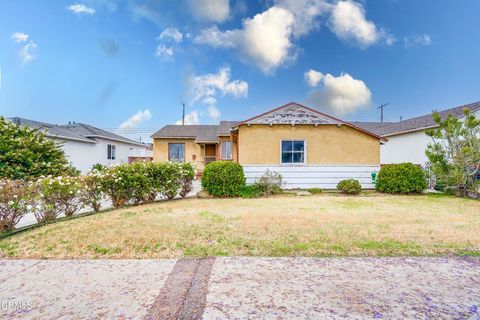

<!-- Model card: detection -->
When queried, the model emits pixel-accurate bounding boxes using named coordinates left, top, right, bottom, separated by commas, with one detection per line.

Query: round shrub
left=337, top=179, right=362, bottom=194
left=201, top=161, right=245, bottom=197
left=376, top=163, right=427, bottom=194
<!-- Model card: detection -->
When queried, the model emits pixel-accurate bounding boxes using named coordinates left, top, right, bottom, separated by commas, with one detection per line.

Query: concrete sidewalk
left=0, top=257, right=479, bottom=319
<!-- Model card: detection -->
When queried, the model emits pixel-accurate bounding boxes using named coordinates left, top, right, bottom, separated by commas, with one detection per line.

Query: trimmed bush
left=253, top=170, right=283, bottom=196
left=0, top=180, right=33, bottom=232
left=337, top=179, right=362, bottom=195
left=179, top=163, right=195, bottom=198
left=201, top=161, right=245, bottom=197
left=376, top=163, right=427, bottom=194
left=79, top=172, right=104, bottom=212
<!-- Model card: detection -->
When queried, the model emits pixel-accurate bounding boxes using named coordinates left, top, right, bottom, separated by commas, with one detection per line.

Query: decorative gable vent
left=247, top=103, right=340, bottom=125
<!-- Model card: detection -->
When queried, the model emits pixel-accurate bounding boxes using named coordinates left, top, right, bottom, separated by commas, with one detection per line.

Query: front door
left=205, top=144, right=216, bottom=164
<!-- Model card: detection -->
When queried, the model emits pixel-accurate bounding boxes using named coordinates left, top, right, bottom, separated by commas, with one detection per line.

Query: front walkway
left=0, top=257, right=479, bottom=319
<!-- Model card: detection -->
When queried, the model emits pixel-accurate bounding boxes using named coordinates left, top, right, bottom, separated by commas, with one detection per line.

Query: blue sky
left=1, top=0, right=479, bottom=142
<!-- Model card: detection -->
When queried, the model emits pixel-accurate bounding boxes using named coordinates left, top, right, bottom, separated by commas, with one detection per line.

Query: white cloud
left=119, top=110, right=152, bottom=129
left=67, top=3, right=96, bottom=15
left=189, top=67, right=248, bottom=103
left=306, top=71, right=372, bottom=115
left=19, top=42, right=37, bottom=64
left=11, top=32, right=29, bottom=43
left=195, top=6, right=295, bottom=74
left=188, top=67, right=248, bottom=120
left=328, top=0, right=394, bottom=48
left=304, top=69, right=324, bottom=87
left=158, top=27, right=183, bottom=43
left=208, top=105, right=221, bottom=119
left=404, top=34, right=432, bottom=48
left=275, top=0, right=329, bottom=37
left=176, top=110, right=200, bottom=125
left=155, top=45, right=174, bottom=61
left=194, top=26, right=238, bottom=48
left=189, top=0, right=230, bottom=23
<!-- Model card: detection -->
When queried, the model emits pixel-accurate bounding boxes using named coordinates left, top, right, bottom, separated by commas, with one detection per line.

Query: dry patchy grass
left=0, top=194, right=479, bottom=258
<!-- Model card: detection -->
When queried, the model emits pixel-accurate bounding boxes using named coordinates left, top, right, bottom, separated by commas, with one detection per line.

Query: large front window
left=281, top=140, right=305, bottom=164
left=169, top=143, right=185, bottom=162
left=220, top=141, right=232, bottom=160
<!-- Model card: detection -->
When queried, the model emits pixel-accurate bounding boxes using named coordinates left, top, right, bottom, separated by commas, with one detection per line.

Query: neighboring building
left=151, top=102, right=385, bottom=189
left=9, top=118, right=152, bottom=173
left=353, top=101, right=480, bottom=166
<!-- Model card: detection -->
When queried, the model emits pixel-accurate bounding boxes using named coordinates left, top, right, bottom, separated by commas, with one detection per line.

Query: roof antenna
left=377, top=103, right=390, bottom=123
left=181, top=101, right=185, bottom=126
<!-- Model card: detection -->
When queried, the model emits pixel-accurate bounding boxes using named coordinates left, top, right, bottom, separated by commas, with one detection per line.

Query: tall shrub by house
left=201, top=161, right=245, bottom=196
left=0, top=117, right=77, bottom=180
left=425, top=109, right=480, bottom=196
left=376, top=163, right=427, bottom=194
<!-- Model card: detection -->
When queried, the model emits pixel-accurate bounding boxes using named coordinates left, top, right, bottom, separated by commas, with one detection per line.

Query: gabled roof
left=8, top=117, right=146, bottom=147
left=8, top=117, right=95, bottom=143
left=354, top=101, right=480, bottom=136
left=232, top=102, right=387, bottom=141
left=61, top=123, right=146, bottom=146
left=216, top=121, right=239, bottom=136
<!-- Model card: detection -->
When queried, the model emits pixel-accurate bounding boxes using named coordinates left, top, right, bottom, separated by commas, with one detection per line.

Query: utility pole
left=181, top=101, right=185, bottom=125
left=377, top=103, right=390, bottom=123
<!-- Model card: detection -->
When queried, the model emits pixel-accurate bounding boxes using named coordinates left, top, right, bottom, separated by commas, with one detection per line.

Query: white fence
left=243, top=165, right=380, bottom=189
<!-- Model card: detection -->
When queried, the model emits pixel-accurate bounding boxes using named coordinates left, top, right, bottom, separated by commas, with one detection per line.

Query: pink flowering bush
left=79, top=171, right=104, bottom=212
left=0, top=179, right=34, bottom=232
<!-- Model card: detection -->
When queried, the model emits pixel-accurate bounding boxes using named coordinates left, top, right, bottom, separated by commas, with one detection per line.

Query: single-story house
left=151, top=102, right=386, bottom=189
left=9, top=118, right=152, bottom=173
left=353, top=101, right=480, bottom=166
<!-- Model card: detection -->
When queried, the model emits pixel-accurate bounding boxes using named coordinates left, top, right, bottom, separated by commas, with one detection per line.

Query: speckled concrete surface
left=204, top=257, right=480, bottom=320
left=0, top=259, right=176, bottom=319
left=1, top=257, right=479, bottom=319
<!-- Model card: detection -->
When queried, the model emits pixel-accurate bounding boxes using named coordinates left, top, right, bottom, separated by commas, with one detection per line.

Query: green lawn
left=1, top=193, right=479, bottom=258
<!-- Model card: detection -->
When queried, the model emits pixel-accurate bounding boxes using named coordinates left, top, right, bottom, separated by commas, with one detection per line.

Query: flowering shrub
left=33, top=176, right=83, bottom=222
left=0, top=161, right=196, bottom=229
left=79, top=171, right=104, bottom=212
left=253, top=170, right=284, bottom=196
left=0, top=180, right=33, bottom=232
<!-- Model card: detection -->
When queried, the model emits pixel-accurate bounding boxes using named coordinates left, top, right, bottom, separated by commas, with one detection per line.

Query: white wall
left=243, top=165, right=380, bottom=189
left=380, top=109, right=480, bottom=165
left=54, top=138, right=148, bottom=174
left=380, top=130, right=431, bottom=165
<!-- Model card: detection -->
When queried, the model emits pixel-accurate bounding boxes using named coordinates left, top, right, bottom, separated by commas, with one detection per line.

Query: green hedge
left=337, top=179, right=362, bottom=194
left=201, top=161, right=245, bottom=196
left=376, top=163, right=427, bottom=194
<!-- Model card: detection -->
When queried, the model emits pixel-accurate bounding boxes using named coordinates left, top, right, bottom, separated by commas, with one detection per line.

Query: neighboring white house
left=9, top=118, right=152, bottom=173
left=354, top=101, right=480, bottom=166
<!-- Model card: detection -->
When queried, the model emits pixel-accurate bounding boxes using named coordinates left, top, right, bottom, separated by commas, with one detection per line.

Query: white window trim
left=280, top=139, right=307, bottom=166
left=220, top=141, right=233, bottom=160
left=107, top=144, right=116, bottom=160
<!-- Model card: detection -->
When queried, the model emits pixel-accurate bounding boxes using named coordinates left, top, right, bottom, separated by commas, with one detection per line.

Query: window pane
left=107, top=145, right=111, bottom=159
left=221, top=141, right=232, bottom=159
left=169, top=144, right=185, bottom=162
left=293, top=141, right=304, bottom=151
left=293, top=152, right=304, bottom=163
left=282, top=152, right=292, bottom=163
left=282, top=141, right=292, bottom=152
left=112, top=145, right=116, bottom=160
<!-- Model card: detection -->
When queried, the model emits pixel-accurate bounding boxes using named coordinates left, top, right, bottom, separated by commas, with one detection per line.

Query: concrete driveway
left=0, top=257, right=479, bottom=319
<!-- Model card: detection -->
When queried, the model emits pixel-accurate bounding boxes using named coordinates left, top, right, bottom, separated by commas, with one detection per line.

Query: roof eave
left=382, top=125, right=438, bottom=137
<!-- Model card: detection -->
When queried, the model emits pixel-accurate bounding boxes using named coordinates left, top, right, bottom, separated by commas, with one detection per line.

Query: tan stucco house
left=151, top=102, right=386, bottom=189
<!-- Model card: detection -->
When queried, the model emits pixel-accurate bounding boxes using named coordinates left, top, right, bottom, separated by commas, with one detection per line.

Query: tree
left=0, top=117, right=77, bottom=180
left=425, top=109, right=480, bottom=196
